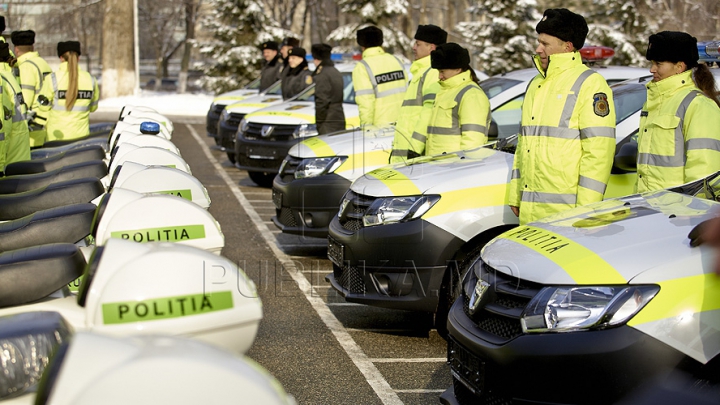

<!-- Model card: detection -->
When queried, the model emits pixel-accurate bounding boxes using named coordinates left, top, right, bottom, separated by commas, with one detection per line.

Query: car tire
left=220, top=134, right=236, bottom=164
left=435, top=244, right=484, bottom=340
left=226, top=151, right=236, bottom=164
left=248, top=171, right=275, bottom=187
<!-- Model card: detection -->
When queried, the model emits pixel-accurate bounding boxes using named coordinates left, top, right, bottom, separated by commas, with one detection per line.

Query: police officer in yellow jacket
left=508, top=9, right=616, bottom=225
left=352, top=26, right=407, bottom=127
left=37, top=41, right=99, bottom=142
left=411, top=43, right=490, bottom=157
left=0, top=42, right=30, bottom=172
left=389, top=24, right=447, bottom=163
left=637, top=31, right=720, bottom=193
left=10, top=30, right=52, bottom=147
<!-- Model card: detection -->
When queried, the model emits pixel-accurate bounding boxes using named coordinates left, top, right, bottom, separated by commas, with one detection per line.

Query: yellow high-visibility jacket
left=389, top=55, right=440, bottom=163
left=410, top=70, right=490, bottom=157
left=636, top=70, right=720, bottom=193
left=508, top=52, right=616, bottom=225
left=16, top=51, right=52, bottom=146
left=352, top=47, right=407, bottom=127
left=0, top=65, right=30, bottom=171
left=37, top=62, right=99, bottom=142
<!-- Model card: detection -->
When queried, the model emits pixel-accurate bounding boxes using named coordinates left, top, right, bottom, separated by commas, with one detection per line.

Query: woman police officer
left=410, top=42, right=491, bottom=157
left=637, top=31, right=720, bottom=192
left=36, top=41, right=99, bottom=142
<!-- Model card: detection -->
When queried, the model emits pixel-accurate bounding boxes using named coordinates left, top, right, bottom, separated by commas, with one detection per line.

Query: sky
left=96, top=90, right=215, bottom=118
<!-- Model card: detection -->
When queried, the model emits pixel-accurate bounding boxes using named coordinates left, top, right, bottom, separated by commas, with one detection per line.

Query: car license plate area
left=448, top=338, right=485, bottom=395
left=272, top=189, right=282, bottom=209
left=327, top=236, right=344, bottom=266
left=247, top=146, right=276, bottom=160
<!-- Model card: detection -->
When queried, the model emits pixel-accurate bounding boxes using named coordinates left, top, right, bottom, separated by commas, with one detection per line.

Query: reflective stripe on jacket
left=16, top=51, right=52, bottom=114
left=352, top=47, right=407, bottom=126
left=389, top=56, right=440, bottom=163
left=636, top=70, right=720, bottom=193
left=508, top=52, right=616, bottom=225
left=37, top=62, right=99, bottom=141
left=411, top=70, right=490, bottom=157
left=0, top=66, right=30, bottom=168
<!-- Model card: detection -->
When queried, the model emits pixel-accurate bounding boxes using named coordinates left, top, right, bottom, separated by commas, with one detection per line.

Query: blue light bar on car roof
left=698, top=41, right=720, bottom=62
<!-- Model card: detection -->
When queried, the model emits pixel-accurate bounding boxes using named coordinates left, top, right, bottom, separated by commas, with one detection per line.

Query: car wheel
left=226, top=151, right=236, bottom=164
left=248, top=171, right=275, bottom=187
left=220, top=136, right=236, bottom=164
left=435, top=244, right=483, bottom=340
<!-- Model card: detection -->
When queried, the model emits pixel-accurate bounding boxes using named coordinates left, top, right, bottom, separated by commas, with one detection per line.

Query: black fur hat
left=282, top=37, right=300, bottom=48
left=260, top=41, right=279, bottom=51
left=414, top=25, right=447, bottom=46
left=0, top=17, right=4, bottom=33
left=646, top=31, right=699, bottom=68
left=288, top=47, right=306, bottom=59
left=431, top=43, right=470, bottom=70
left=357, top=26, right=383, bottom=48
left=57, top=41, right=81, bottom=57
left=536, top=8, right=588, bottom=51
left=11, top=30, right=35, bottom=46
left=311, top=43, right=332, bottom=60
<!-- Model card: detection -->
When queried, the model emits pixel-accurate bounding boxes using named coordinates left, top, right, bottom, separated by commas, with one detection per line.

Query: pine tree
left=455, top=0, right=541, bottom=75
left=198, top=0, right=294, bottom=93
left=327, top=0, right=412, bottom=55
left=586, top=0, right=653, bottom=66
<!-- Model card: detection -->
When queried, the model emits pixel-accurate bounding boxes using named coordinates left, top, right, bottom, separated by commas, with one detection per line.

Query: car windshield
left=264, top=80, right=282, bottom=96
left=245, top=77, right=261, bottom=90
left=294, top=72, right=356, bottom=104
left=479, top=77, right=524, bottom=99
left=612, top=81, right=648, bottom=124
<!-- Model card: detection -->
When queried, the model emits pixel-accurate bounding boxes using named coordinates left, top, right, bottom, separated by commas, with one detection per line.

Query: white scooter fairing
left=109, top=162, right=210, bottom=209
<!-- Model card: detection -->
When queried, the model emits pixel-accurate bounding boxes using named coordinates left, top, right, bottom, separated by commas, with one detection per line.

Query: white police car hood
left=224, top=93, right=286, bottom=115
left=244, top=100, right=318, bottom=126
left=482, top=191, right=718, bottom=286
left=349, top=146, right=514, bottom=196
left=290, top=126, right=394, bottom=159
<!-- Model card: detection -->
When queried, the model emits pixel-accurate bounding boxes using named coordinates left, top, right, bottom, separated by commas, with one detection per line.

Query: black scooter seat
left=31, top=137, right=109, bottom=159
left=39, top=122, right=115, bottom=149
left=0, top=203, right=96, bottom=252
left=5, top=145, right=106, bottom=175
left=0, top=177, right=104, bottom=221
left=0, top=243, right=86, bottom=307
left=0, top=160, right=108, bottom=194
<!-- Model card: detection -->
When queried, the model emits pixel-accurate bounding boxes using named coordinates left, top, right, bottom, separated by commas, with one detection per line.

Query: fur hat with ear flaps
left=57, top=41, right=81, bottom=57
left=356, top=26, right=383, bottom=48
left=646, top=31, right=699, bottom=69
left=414, top=25, right=447, bottom=46
left=535, top=8, right=588, bottom=51
left=11, top=30, right=35, bottom=46
left=311, top=43, right=332, bottom=61
left=430, top=43, right=471, bottom=70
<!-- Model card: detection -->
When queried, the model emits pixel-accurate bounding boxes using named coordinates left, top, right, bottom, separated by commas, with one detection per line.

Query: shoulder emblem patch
left=593, top=92, right=609, bottom=117
left=306, top=75, right=313, bottom=85
left=316, top=65, right=323, bottom=75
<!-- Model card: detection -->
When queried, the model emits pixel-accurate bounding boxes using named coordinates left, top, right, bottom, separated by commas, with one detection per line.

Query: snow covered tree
left=585, top=0, right=653, bottom=67
left=327, top=0, right=412, bottom=55
left=455, top=0, right=541, bottom=75
left=198, top=0, right=294, bottom=93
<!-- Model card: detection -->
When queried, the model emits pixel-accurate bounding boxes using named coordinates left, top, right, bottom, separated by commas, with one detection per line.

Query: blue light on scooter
left=139, top=121, right=161, bottom=135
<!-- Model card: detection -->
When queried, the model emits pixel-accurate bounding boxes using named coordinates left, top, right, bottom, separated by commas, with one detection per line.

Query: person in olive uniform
left=259, top=41, right=281, bottom=92
left=281, top=47, right=312, bottom=100
left=311, top=43, right=345, bottom=134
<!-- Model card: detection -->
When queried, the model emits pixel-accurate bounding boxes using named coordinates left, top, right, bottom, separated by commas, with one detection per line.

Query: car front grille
left=333, top=265, right=365, bottom=294
left=212, top=104, right=225, bottom=114
left=227, top=112, right=245, bottom=127
left=277, top=207, right=297, bottom=227
left=337, top=190, right=375, bottom=232
left=242, top=122, right=297, bottom=141
left=462, top=264, right=541, bottom=344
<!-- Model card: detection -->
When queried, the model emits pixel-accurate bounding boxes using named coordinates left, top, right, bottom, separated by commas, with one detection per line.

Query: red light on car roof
left=352, top=53, right=362, bottom=60
left=579, top=46, right=615, bottom=61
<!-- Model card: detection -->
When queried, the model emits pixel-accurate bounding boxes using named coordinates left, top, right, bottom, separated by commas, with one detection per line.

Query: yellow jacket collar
left=58, top=61, right=69, bottom=71
left=409, top=56, right=431, bottom=80
left=439, top=70, right=473, bottom=89
left=17, top=51, right=40, bottom=63
left=362, top=47, right=386, bottom=59
left=533, top=51, right=583, bottom=78
left=646, top=70, right=695, bottom=98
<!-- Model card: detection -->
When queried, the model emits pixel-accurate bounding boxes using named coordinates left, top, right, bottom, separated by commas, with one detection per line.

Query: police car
left=272, top=57, right=647, bottom=237
left=234, top=63, right=360, bottom=187
left=205, top=78, right=261, bottom=144
left=441, top=171, right=720, bottom=405
left=216, top=79, right=286, bottom=163
left=325, top=66, right=656, bottom=336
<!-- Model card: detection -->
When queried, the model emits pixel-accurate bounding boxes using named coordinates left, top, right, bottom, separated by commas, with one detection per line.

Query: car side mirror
left=703, top=173, right=720, bottom=202
left=614, top=141, right=638, bottom=172
left=488, top=120, right=499, bottom=139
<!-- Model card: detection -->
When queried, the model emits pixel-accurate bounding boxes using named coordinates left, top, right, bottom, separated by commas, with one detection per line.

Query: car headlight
left=293, top=124, right=318, bottom=138
left=239, top=118, right=249, bottom=133
left=521, top=285, right=659, bottom=333
left=295, top=156, right=347, bottom=179
left=220, top=109, right=230, bottom=122
left=362, top=195, right=440, bottom=227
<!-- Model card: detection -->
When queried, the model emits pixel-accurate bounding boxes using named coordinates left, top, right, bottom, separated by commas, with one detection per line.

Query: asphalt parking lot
left=164, top=118, right=450, bottom=405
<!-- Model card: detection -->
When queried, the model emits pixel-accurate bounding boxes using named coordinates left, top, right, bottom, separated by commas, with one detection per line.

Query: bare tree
left=40, top=0, right=105, bottom=73
left=178, top=0, right=202, bottom=93
left=102, top=0, right=135, bottom=98
left=138, top=0, right=186, bottom=90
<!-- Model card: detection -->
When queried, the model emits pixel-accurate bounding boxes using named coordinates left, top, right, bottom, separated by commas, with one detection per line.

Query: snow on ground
left=96, top=90, right=214, bottom=118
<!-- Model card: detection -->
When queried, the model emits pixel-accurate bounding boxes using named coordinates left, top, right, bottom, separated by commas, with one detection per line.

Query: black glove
left=38, top=95, right=50, bottom=106
left=688, top=220, right=710, bottom=247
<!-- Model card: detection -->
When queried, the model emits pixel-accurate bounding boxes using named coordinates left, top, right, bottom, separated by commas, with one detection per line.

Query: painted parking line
left=187, top=124, right=405, bottom=405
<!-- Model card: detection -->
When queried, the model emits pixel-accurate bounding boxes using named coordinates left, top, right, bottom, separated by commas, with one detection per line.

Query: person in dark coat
left=277, top=37, right=300, bottom=82
left=259, top=41, right=281, bottom=92
left=311, top=44, right=346, bottom=134
left=281, top=47, right=313, bottom=100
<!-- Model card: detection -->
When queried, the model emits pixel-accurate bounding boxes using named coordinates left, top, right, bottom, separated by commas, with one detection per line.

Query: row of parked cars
left=0, top=109, right=294, bottom=404
left=205, top=44, right=720, bottom=404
